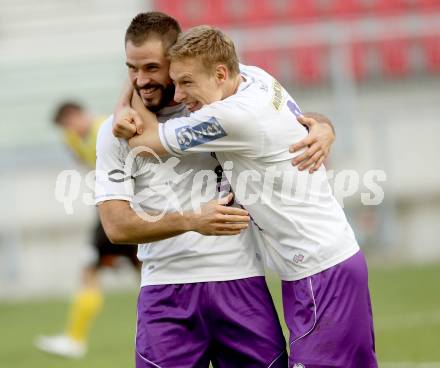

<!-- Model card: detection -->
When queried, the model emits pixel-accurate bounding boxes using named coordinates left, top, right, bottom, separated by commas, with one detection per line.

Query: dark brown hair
left=53, top=101, right=83, bottom=125
left=125, top=12, right=182, bottom=51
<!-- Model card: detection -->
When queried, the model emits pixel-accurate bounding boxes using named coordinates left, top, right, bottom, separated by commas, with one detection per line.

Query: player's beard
left=136, top=82, right=175, bottom=112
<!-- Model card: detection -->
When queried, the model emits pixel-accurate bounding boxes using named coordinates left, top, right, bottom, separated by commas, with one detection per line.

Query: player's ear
left=215, top=64, right=228, bottom=83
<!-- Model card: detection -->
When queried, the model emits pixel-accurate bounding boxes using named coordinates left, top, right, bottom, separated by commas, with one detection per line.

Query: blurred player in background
left=34, top=102, right=140, bottom=359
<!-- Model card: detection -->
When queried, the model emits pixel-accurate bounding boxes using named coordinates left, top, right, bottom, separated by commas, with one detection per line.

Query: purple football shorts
left=136, top=276, right=287, bottom=367
left=282, top=251, right=378, bottom=368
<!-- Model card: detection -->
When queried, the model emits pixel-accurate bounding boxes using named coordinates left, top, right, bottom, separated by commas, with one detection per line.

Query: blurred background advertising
left=0, top=0, right=439, bottom=366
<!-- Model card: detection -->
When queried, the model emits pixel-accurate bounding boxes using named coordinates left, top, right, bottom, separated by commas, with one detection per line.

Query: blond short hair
left=168, top=25, right=240, bottom=76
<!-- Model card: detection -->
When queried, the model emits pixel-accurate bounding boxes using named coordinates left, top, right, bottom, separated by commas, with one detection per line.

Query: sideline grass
left=1, top=264, right=439, bottom=367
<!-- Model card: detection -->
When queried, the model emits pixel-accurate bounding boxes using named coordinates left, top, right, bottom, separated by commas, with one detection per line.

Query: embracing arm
left=113, top=92, right=336, bottom=169
left=97, top=113, right=248, bottom=244
left=290, top=112, right=336, bottom=173
left=302, top=112, right=335, bottom=134
left=113, top=92, right=168, bottom=157
left=98, top=194, right=250, bottom=244
left=128, top=92, right=168, bottom=155
left=99, top=200, right=189, bottom=244
left=111, top=79, right=143, bottom=139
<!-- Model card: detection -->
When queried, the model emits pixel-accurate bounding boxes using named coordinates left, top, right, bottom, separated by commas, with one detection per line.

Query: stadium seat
left=154, top=0, right=276, bottom=28
left=394, top=0, right=423, bottom=11
left=290, top=45, right=328, bottom=85
left=330, top=0, right=362, bottom=18
left=373, top=0, right=406, bottom=15
left=285, top=0, right=318, bottom=22
left=226, top=0, right=271, bottom=26
left=378, top=38, right=410, bottom=77
left=198, top=0, right=229, bottom=26
left=241, top=49, right=280, bottom=76
left=338, top=0, right=404, bottom=16
left=423, top=36, right=440, bottom=73
left=153, top=0, right=193, bottom=28
left=418, top=0, right=440, bottom=11
left=153, top=0, right=230, bottom=27
left=350, top=41, right=370, bottom=81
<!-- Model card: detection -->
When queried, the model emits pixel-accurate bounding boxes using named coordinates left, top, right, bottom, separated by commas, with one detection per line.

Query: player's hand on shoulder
left=112, top=106, right=144, bottom=140
left=290, top=115, right=335, bottom=173
left=189, top=193, right=250, bottom=236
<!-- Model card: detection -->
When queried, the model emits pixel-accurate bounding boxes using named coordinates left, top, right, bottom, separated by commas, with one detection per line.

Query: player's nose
left=174, top=85, right=185, bottom=103
left=136, top=70, right=152, bottom=87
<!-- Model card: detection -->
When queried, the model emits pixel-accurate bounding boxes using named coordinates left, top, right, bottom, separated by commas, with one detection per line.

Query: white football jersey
left=158, top=64, right=360, bottom=281
left=95, top=103, right=264, bottom=286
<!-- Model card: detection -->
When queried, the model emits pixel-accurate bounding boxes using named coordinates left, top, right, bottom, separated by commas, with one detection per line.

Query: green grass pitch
left=1, top=264, right=439, bottom=367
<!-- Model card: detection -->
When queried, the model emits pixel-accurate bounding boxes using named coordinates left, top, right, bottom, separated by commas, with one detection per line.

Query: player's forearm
left=114, top=79, right=133, bottom=116
left=99, top=203, right=192, bottom=244
left=127, top=124, right=168, bottom=157
left=303, top=112, right=335, bottom=135
left=115, top=211, right=191, bottom=244
left=128, top=93, right=168, bottom=156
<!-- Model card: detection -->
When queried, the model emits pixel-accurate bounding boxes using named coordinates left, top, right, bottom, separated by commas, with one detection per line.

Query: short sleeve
left=95, top=116, right=135, bottom=204
left=158, top=101, right=261, bottom=157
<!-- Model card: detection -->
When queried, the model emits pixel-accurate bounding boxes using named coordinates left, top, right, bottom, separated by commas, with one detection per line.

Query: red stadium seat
left=153, top=0, right=230, bottom=27
left=241, top=49, right=279, bottom=76
left=154, top=0, right=283, bottom=28
left=418, top=0, right=440, bottom=11
left=394, top=0, right=426, bottom=11
left=285, top=0, right=318, bottom=22
left=373, top=0, right=407, bottom=15
left=423, top=36, right=440, bottom=73
left=290, top=45, right=328, bottom=85
left=225, top=0, right=272, bottom=26
left=378, top=38, right=410, bottom=77
left=350, top=42, right=370, bottom=81
left=341, top=0, right=405, bottom=16
left=330, top=0, right=363, bottom=18
left=153, top=0, right=193, bottom=28
left=193, top=0, right=227, bottom=26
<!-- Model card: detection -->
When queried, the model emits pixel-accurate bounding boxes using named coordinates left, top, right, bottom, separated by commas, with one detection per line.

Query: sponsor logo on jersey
left=175, top=117, right=227, bottom=151
left=293, top=363, right=306, bottom=368
left=272, top=79, right=285, bottom=111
